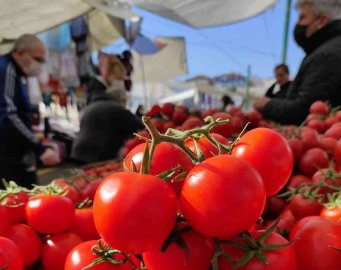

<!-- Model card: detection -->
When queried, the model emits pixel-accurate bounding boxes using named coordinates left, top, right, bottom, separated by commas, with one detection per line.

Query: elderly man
left=265, top=64, right=291, bottom=99
left=0, top=35, right=59, bottom=188
left=255, top=0, right=341, bottom=125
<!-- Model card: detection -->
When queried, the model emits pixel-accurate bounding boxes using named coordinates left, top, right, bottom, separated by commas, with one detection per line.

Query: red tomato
left=307, top=114, right=318, bottom=122
left=81, top=179, right=103, bottom=201
left=320, top=136, right=338, bottom=158
left=218, top=231, right=297, bottom=270
left=292, top=219, right=341, bottom=270
left=125, top=142, right=195, bottom=198
left=287, top=138, right=304, bottom=160
left=162, top=121, right=176, bottom=133
left=185, top=133, right=229, bottom=159
left=151, top=118, right=164, bottom=133
left=161, top=103, right=175, bottom=118
left=2, top=193, right=29, bottom=224
left=234, top=111, right=247, bottom=122
left=0, top=237, right=24, bottom=270
left=26, top=195, right=75, bottom=235
left=231, top=117, right=244, bottom=134
left=311, top=169, right=341, bottom=194
left=247, top=111, right=262, bottom=127
left=307, top=119, right=326, bottom=133
left=289, top=216, right=323, bottom=241
left=287, top=174, right=310, bottom=191
left=65, top=240, right=140, bottom=270
left=210, top=113, right=234, bottom=138
left=227, top=107, right=242, bottom=115
left=258, top=120, right=271, bottom=128
left=93, top=172, right=178, bottom=254
left=325, top=127, right=341, bottom=140
left=125, top=138, right=141, bottom=151
left=325, top=117, right=338, bottom=129
left=335, top=140, right=341, bottom=166
left=265, top=218, right=295, bottom=233
left=42, top=233, right=83, bottom=270
left=301, top=126, right=319, bottom=135
left=290, top=194, right=323, bottom=220
left=180, top=155, right=266, bottom=238
left=336, top=111, right=341, bottom=121
left=181, top=117, right=203, bottom=130
left=300, top=131, right=320, bottom=150
left=190, top=109, right=202, bottom=119
left=68, top=208, right=99, bottom=241
left=3, top=224, right=42, bottom=267
left=201, top=109, right=217, bottom=120
left=279, top=208, right=297, bottom=226
left=266, top=196, right=287, bottom=218
left=72, top=177, right=89, bottom=191
left=299, top=148, right=329, bottom=177
left=143, top=224, right=213, bottom=270
left=310, top=101, right=329, bottom=115
left=54, top=179, right=81, bottom=204
left=320, top=206, right=341, bottom=222
left=232, top=128, right=294, bottom=196
left=172, top=109, right=189, bottom=125
left=0, top=205, right=9, bottom=235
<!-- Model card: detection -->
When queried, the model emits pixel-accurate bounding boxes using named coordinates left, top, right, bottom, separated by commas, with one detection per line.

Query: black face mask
left=294, top=24, right=309, bottom=48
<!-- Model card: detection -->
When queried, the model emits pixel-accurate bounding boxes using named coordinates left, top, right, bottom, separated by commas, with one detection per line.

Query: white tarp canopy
left=125, top=0, right=279, bottom=28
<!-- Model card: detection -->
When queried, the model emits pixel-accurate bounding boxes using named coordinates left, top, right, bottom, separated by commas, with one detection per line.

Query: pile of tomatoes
left=1, top=100, right=341, bottom=270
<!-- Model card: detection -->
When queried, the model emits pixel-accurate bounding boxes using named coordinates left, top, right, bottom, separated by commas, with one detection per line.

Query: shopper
left=265, top=64, right=291, bottom=99
left=255, top=0, right=341, bottom=125
left=0, top=35, right=59, bottom=188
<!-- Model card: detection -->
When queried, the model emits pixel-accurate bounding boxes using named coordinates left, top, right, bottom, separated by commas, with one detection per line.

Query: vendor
left=255, top=0, right=341, bottom=125
left=265, top=64, right=291, bottom=99
left=72, top=81, right=144, bottom=165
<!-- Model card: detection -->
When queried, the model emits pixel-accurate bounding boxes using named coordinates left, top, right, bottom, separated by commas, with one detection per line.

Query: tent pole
left=282, top=0, right=292, bottom=64
left=244, top=65, right=251, bottom=111
left=140, top=54, right=148, bottom=109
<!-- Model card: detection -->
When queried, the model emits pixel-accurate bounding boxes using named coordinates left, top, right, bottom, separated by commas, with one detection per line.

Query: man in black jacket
left=265, top=64, right=291, bottom=99
left=255, top=0, right=341, bottom=125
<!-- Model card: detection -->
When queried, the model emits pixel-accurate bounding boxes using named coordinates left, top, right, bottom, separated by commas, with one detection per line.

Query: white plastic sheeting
left=126, top=0, right=278, bottom=28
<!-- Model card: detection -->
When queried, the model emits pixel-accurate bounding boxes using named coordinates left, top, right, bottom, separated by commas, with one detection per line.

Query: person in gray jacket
left=255, top=0, right=341, bottom=125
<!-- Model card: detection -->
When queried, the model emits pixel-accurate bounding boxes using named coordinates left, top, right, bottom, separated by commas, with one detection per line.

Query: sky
left=103, top=0, right=306, bottom=81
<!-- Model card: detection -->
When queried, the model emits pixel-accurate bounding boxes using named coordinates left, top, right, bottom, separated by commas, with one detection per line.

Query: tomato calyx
left=30, top=180, right=70, bottom=197
left=329, top=246, right=341, bottom=253
left=0, top=180, right=30, bottom=207
left=76, top=198, right=93, bottom=209
left=213, top=220, right=296, bottom=270
left=155, top=165, right=183, bottom=182
left=0, top=266, right=8, bottom=270
left=82, top=239, right=140, bottom=270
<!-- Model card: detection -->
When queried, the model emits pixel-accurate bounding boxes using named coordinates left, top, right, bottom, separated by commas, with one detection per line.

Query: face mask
left=111, top=80, right=125, bottom=90
left=294, top=24, right=309, bottom=48
left=23, top=60, right=42, bottom=77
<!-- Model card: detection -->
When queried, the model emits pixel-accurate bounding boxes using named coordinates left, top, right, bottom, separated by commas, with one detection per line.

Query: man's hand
left=40, top=148, right=60, bottom=166
left=254, top=97, right=271, bottom=112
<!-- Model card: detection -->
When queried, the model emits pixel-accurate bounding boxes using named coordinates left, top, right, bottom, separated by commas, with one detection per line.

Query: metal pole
left=140, top=54, right=148, bottom=109
left=244, top=65, right=251, bottom=111
left=282, top=0, right=292, bottom=64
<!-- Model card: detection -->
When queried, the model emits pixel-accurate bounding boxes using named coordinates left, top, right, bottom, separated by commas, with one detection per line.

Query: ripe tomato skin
left=181, top=117, right=203, bottom=130
left=42, top=233, right=83, bottom=270
left=325, top=117, right=338, bottom=129
left=227, top=107, right=242, bottom=115
left=0, top=205, right=9, bottom=235
left=334, top=140, right=341, bottom=166
left=68, top=208, right=99, bottom=241
left=151, top=118, right=164, bottom=133
left=232, top=128, right=294, bottom=196
left=289, top=216, right=323, bottom=241
left=3, top=224, right=42, bottom=267
left=201, top=109, right=217, bottom=120
left=185, top=133, right=229, bottom=159
left=310, top=101, right=329, bottom=115
left=320, top=206, right=341, bottom=222
left=325, top=127, right=341, bottom=140
left=265, top=218, right=295, bottom=234
left=210, top=113, right=234, bottom=138
left=94, top=172, right=178, bottom=255
left=161, top=103, right=175, bottom=119
left=247, top=111, right=262, bottom=127
left=2, top=192, right=29, bottom=224
left=142, top=224, right=213, bottom=270
left=287, top=174, right=310, bottom=191
left=172, top=108, right=189, bottom=125
left=311, top=169, right=341, bottom=194
left=266, top=196, right=287, bottom=218
left=292, top=219, right=341, bottom=270
left=162, top=121, right=176, bottom=133
left=218, top=231, right=297, bottom=270
left=26, top=195, right=75, bottom=235
left=81, top=179, right=103, bottom=201
left=299, top=148, right=329, bottom=177
left=0, top=237, right=24, bottom=270
left=125, top=142, right=195, bottom=198
left=319, top=136, right=338, bottom=158
left=287, top=138, right=304, bottom=160
left=54, top=179, right=81, bottom=204
left=180, top=155, right=266, bottom=238
left=65, top=240, right=140, bottom=270
left=300, top=131, right=320, bottom=150
left=231, top=117, right=244, bottom=134
left=307, top=119, right=325, bottom=133
left=290, top=194, right=323, bottom=221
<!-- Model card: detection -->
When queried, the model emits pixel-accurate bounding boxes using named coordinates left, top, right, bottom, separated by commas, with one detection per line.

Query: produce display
left=1, top=101, right=341, bottom=270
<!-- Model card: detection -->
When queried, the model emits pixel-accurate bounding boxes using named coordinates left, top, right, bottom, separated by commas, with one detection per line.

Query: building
left=213, top=73, right=246, bottom=89
left=186, top=75, right=215, bottom=86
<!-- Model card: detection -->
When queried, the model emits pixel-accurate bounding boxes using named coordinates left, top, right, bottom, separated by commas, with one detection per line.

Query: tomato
left=227, top=107, right=242, bottom=115
left=218, top=231, right=297, bottom=270
left=265, top=218, right=295, bottom=233
left=335, top=140, right=341, bottom=166
left=336, top=111, right=341, bottom=121
left=325, top=127, right=341, bottom=140
left=181, top=117, right=203, bottom=130
left=185, top=133, right=229, bottom=159
left=161, top=103, right=175, bottom=118
left=299, top=148, right=329, bottom=177
left=68, top=208, right=99, bottom=241
left=311, top=169, right=341, bottom=194
left=319, top=136, right=338, bottom=158
left=258, top=120, right=271, bottom=128
left=232, top=128, right=294, bottom=196
left=307, top=119, right=325, bottom=133
left=81, top=179, right=103, bottom=201
left=307, top=113, right=318, bottom=123
left=54, top=179, right=81, bottom=204
left=287, top=138, right=304, bottom=160
left=201, top=109, right=217, bottom=120
left=325, top=117, right=338, bottom=129
left=190, top=109, right=202, bottom=119
left=320, top=206, right=341, bottom=222
left=292, top=219, right=341, bottom=270
left=210, top=113, right=234, bottom=138
left=65, top=240, right=140, bottom=270
left=151, top=118, right=164, bottom=133
left=290, top=194, right=323, bottom=220
left=266, top=196, right=287, bottom=218
left=2, top=192, right=29, bottom=224
left=162, top=121, right=176, bottom=133
left=94, top=172, right=178, bottom=254
left=125, top=142, right=195, bottom=198
left=42, top=233, right=83, bottom=270
left=300, top=131, right=320, bottom=150
left=125, top=138, right=141, bottom=151
left=26, top=195, right=75, bottom=235
left=0, top=237, right=23, bottom=270
left=234, top=111, right=247, bottom=122
left=231, top=117, right=244, bottom=134
left=278, top=208, right=297, bottom=227
left=310, top=101, right=329, bottom=115
left=172, top=108, right=189, bottom=125
left=143, top=224, right=213, bottom=270
left=3, top=224, right=42, bottom=267
left=180, top=155, right=266, bottom=238
left=247, top=111, right=262, bottom=127
left=289, top=216, right=323, bottom=241
left=72, top=177, right=88, bottom=191
left=287, top=174, right=310, bottom=191
left=0, top=205, right=9, bottom=235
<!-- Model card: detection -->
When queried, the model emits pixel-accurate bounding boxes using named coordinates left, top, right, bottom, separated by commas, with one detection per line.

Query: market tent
left=125, top=0, right=278, bottom=28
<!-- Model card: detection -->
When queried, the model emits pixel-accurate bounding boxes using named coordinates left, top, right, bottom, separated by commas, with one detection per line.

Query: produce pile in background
left=1, top=101, right=341, bottom=270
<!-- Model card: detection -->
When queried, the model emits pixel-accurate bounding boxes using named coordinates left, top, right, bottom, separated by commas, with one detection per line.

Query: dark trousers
left=0, top=164, right=38, bottom=189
